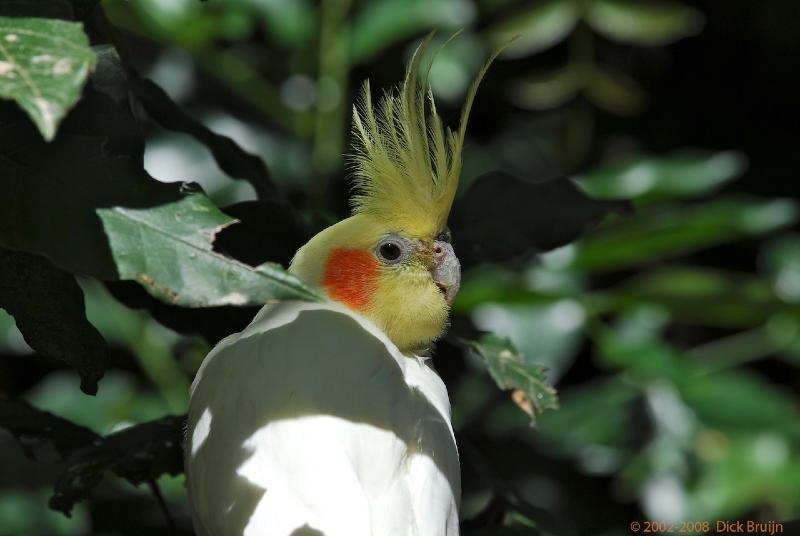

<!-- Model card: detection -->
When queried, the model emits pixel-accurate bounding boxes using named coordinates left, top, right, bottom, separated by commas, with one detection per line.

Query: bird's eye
left=376, top=240, right=403, bottom=263
left=436, top=229, right=452, bottom=243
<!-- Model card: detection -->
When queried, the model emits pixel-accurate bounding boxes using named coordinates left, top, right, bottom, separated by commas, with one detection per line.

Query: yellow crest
left=349, top=33, right=504, bottom=238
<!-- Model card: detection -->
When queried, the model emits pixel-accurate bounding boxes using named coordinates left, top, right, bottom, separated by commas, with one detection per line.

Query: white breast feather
left=185, top=301, right=460, bottom=536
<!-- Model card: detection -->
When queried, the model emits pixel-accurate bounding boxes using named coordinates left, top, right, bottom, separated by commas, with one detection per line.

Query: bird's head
left=290, top=36, right=500, bottom=353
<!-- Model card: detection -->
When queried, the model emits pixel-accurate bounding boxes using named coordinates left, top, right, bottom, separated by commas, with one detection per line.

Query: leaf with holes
left=465, top=334, right=559, bottom=424
left=97, top=192, right=324, bottom=307
left=0, top=46, right=320, bottom=308
left=0, top=17, right=96, bottom=140
left=49, top=415, right=185, bottom=516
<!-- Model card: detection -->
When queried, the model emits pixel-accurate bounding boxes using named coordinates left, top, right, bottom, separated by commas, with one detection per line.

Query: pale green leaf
left=0, top=17, right=96, bottom=140
left=577, top=151, right=746, bottom=201
left=485, top=0, right=578, bottom=57
left=97, top=193, right=324, bottom=307
left=510, top=66, right=584, bottom=110
left=585, top=0, right=703, bottom=46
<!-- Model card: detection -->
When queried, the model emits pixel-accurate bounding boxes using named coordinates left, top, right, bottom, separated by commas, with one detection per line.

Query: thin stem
left=148, top=479, right=176, bottom=535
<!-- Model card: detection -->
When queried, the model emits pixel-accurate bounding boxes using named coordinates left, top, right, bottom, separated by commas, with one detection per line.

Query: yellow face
left=289, top=215, right=460, bottom=353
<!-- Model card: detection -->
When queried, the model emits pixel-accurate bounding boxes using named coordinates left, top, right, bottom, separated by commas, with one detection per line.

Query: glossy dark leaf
left=129, top=74, right=282, bottom=201
left=450, top=171, right=630, bottom=268
left=49, top=415, right=185, bottom=516
left=0, top=248, right=107, bottom=394
left=214, top=200, right=313, bottom=268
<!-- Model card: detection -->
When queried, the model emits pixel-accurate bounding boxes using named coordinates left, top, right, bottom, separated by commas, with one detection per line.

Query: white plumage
left=185, top=300, right=461, bottom=536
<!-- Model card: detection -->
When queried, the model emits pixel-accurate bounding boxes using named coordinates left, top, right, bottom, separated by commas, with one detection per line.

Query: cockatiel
left=186, top=36, right=501, bottom=536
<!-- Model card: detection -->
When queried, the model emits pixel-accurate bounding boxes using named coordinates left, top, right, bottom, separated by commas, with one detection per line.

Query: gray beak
left=430, top=241, right=461, bottom=305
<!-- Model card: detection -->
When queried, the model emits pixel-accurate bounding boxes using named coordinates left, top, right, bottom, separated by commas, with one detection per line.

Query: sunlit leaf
left=485, top=0, right=578, bottom=58
left=585, top=0, right=704, bottom=46
left=97, top=192, right=323, bottom=306
left=574, top=198, right=799, bottom=272
left=0, top=17, right=96, bottom=140
left=350, top=0, right=474, bottom=64
left=577, top=151, right=745, bottom=201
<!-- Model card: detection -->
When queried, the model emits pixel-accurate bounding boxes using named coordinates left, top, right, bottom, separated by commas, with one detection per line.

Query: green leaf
left=594, top=266, right=784, bottom=329
left=349, top=0, right=474, bottom=64
left=485, top=0, right=578, bottom=57
left=465, top=334, right=559, bottom=424
left=584, top=65, right=646, bottom=116
left=97, top=192, right=323, bottom=307
left=761, top=234, right=800, bottom=304
left=681, top=371, right=800, bottom=437
left=574, top=198, right=799, bottom=272
left=49, top=415, right=185, bottom=516
left=0, top=17, right=96, bottom=140
left=577, top=151, right=746, bottom=201
left=536, top=377, right=639, bottom=465
left=585, top=0, right=704, bottom=46
left=510, top=66, right=584, bottom=110
left=0, top=46, right=321, bottom=307
left=0, top=248, right=107, bottom=395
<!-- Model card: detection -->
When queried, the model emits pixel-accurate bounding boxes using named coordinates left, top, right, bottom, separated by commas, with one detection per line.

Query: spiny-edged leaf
left=574, top=198, right=799, bottom=272
left=577, top=151, right=745, bottom=201
left=465, top=334, right=559, bottom=424
left=129, top=74, right=282, bottom=201
left=97, top=192, right=323, bottom=307
left=485, top=0, right=578, bottom=58
left=50, top=415, right=185, bottom=516
left=0, top=248, right=107, bottom=394
left=585, top=0, right=704, bottom=46
left=0, top=17, right=96, bottom=140
left=450, top=171, right=630, bottom=268
left=0, top=399, right=98, bottom=459
left=0, top=46, right=320, bottom=306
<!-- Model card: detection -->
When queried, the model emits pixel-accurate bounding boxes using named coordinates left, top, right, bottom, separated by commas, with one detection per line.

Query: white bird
left=185, top=35, right=501, bottom=536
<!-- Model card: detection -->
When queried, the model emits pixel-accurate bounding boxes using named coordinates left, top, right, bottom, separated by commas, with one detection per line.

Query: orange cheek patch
left=322, top=248, right=380, bottom=311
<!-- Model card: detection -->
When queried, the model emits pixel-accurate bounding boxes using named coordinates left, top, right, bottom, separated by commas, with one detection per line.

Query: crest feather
left=349, top=33, right=504, bottom=237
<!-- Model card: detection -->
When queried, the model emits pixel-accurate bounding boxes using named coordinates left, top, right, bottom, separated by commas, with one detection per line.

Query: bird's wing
left=185, top=301, right=460, bottom=536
